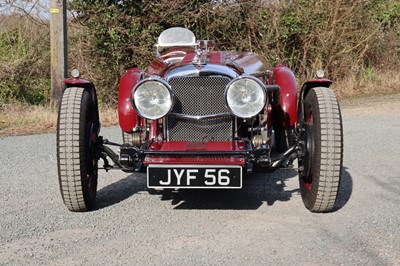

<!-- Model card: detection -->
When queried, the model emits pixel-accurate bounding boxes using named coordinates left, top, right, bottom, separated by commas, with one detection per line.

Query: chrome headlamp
left=132, top=78, right=174, bottom=120
left=225, top=76, right=266, bottom=118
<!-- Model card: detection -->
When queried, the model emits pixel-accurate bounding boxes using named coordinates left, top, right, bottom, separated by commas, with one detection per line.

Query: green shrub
left=1, top=0, right=399, bottom=105
left=0, top=15, right=50, bottom=105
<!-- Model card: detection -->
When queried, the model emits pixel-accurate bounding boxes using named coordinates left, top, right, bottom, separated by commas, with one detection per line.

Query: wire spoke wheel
left=57, top=87, right=100, bottom=212
left=298, top=87, right=343, bottom=213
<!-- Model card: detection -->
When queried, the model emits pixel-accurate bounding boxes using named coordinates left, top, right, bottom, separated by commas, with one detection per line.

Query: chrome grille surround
left=167, top=76, right=233, bottom=141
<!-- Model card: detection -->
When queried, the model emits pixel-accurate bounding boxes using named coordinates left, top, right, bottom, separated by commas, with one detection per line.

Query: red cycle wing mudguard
left=273, top=65, right=298, bottom=127
left=118, top=68, right=142, bottom=132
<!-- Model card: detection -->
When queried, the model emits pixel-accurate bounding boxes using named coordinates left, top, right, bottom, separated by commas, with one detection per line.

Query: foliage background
left=0, top=0, right=399, bottom=105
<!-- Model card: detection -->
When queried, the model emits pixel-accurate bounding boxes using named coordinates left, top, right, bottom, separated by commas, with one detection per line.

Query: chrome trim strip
left=165, top=64, right=238, bottom=81
left=168, top=112, right=233, bottom=120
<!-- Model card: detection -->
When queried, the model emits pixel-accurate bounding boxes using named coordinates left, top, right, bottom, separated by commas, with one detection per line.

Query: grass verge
left=334, top=69, right=400, bottom=99
left=0, top=103, right=118, bottom=137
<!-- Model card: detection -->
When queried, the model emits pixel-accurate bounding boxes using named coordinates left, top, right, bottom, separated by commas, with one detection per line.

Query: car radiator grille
left=167, top=76, right=233, bottom=141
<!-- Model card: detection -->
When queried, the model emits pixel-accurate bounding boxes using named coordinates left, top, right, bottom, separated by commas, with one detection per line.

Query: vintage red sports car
left=57, top=27, right=343, bottom=213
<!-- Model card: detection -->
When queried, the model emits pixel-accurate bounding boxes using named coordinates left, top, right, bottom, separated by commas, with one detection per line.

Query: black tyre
left=299, top=87, right=343, bottom=213
left=57, top=87, right=100, bottom=212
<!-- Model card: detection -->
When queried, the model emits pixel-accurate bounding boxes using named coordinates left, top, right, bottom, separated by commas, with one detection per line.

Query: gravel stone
left=0, top=95, right=399, bottom=265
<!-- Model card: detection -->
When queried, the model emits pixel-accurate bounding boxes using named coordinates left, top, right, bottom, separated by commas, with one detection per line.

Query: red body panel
left=273, top=65, right=298, bottom=127
left=181, top=53, right=197, bottom=64
left=146, top=50, right=268, bottom=77
left=144, top=141, right=246, bottom=165
left=149, top=141, right=245, bottom=151
left=118, top=68, right=142, bottom=132
left=147, top=48, right=194, bottom=76
left=118, top=49, right=298, bottom=140
left=64, top=77, right=92, bottom=85
left=209, top=52, right=222, bottom=64
left=146, top=58, right=168, bottom=76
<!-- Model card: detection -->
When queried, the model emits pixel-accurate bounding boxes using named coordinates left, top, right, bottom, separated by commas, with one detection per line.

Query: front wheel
left=57, top=87, right=100, bottom=212
left=298, top=87, right=343, bottom=213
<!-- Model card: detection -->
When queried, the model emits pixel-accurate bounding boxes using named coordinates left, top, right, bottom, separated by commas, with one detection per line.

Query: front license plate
left=147, top=165, right=242, bottom=189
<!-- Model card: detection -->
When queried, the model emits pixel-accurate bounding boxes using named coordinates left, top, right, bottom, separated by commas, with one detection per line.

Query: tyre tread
left=57, top=87, right=93, bottom=212
left=301, top=87, right=343, bottom=213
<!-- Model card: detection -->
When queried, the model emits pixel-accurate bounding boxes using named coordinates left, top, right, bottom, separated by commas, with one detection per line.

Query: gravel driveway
left=1, top=94, right=399, bottom=265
